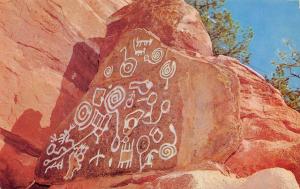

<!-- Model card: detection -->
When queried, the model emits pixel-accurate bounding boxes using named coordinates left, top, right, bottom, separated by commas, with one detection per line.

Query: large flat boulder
left=35, top=29, right=240, bottom=184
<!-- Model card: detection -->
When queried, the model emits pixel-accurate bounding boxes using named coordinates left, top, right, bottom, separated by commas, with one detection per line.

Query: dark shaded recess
left=49, top=39, right=101, bottom=129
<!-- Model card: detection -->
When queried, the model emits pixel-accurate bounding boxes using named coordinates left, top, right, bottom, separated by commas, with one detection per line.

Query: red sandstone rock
left=106, top=0, right=213, bottom=57
left=216, top=56, right=300, bottom=183
left=48, top=168, right=300, bottom=189
left=0, top=0, right=130, bottom=135
left=35, top=29, right=240, bottom=184
left=0, top=0, right=130, bottom=188
left=0, top=0, right=300, bottom=188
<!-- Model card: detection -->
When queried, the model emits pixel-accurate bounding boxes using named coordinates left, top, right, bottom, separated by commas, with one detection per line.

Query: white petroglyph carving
left=133, top=37, right=153, bottom=56
left=142, top=98, right=171, bottom=125
left=129, top=80, right=153, bottom=95
left=104, top=86, right=126, bottom=113
left=123, top=109, right=145, bottom=136
left=118, top=138, right=135, bottom=169
left=74, top=101, right=93, bottom=129
left=92, top=88, right=106, bottom=107
left=43, top=35, right=180, bottom=177
left=89, top=109, right=105, bottom=130
left=91, top=113, right=112, bottom=144
left=44, top=158, right=64, bottom=174
left=46, top=143, right=67, bottom=156
left=149, top=127, right=163, bottom=143
left=89, top=149, right=105, bottom=166
left=159, top=124, right=177, bottom=160
left=64, top=144, right=89, bottom=180
left=110, top=111, right=121, bottom=153
left=120, top=47, right=137, bottom=78
left=104, top=66, right=113, bottom=78
left=57, top=129, right=75, bottom=146
left=144, top=48, right=164, bottom=64
left=136, top=135, right=151, bottom=171
left=125, top=91, right=136, bottom=109
left=108, top=158, right=113, bottom=168
left=140, top=149, right=158, bottom=171
left=160, top=60, right=176, bottom=90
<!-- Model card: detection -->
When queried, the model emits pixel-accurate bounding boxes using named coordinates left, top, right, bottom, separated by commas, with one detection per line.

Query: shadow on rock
left=0, top=38, right=104, bottom=189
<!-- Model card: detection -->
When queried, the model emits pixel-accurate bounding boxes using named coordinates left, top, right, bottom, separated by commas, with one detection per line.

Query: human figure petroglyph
left=140, top=149, right=158, bottom=171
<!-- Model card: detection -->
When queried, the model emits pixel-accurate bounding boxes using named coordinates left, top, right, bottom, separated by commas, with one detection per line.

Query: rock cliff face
left=0, top=0, right=300, bottom=189
left=0, top=0, right=130, bottom=188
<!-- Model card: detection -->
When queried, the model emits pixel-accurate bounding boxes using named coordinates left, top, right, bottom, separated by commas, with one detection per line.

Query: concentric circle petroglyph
left=74, top=101, right=93, bottom=129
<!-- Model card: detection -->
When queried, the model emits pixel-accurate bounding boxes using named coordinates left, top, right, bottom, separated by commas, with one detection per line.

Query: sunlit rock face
left=35, top=29, right=240, bottom=184
left=0, top=0, right=130, bottom=188
left=1, top=0, right=300, bottom=188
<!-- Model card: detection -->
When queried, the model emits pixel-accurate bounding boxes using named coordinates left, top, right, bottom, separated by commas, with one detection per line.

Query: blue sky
left=224, top=0, right=300, bottom=89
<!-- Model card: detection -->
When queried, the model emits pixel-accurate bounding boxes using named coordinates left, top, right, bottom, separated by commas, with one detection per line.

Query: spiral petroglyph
left=151, top=48, right=164, bottom=63
left=104, top=66, right=113, bottom=78
left=159, top=143, right=177, bottom=160
left=40, top=31, right=180, bottom=180
left=104, top=86, right=126, bottom=113
left=145, top=48, right=164, bottom=64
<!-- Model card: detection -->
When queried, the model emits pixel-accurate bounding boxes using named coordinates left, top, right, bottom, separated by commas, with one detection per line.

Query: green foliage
left=185, top=0, right=253, bottom=64
left=269, top=40, right=300, bottom=112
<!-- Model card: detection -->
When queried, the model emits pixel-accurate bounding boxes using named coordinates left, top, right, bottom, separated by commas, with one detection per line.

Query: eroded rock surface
left=48, top=168, right=300, bottom=189
left=35, top=29, right=240, bottom=184
left=0, top=0, right=130, bottom=188
left=0, top=0, right=300, bottom=188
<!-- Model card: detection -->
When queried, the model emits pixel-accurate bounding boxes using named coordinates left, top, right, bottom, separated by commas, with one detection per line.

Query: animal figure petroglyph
left=64, top=144, right=89, bottom=180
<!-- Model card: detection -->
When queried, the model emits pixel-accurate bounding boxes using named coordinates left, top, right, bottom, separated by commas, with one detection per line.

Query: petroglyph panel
left=36, top=29, right=183, bottom=182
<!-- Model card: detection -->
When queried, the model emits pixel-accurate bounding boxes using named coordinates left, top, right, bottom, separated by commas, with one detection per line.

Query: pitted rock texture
left=35, top=29, right=240, bottom=184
